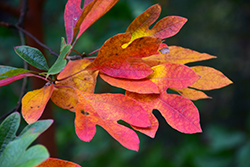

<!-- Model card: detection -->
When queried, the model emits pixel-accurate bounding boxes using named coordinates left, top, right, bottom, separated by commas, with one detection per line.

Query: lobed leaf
left=124, top=4, right=187, bottom=47
left=22, top=84, right=54, bottom=124
left=37, top=158, right=81, bottom=167
left=46, top=44, right=71, bottom=77
left=87, top=33, right=161, bottom=79
left=100, top=73, right=160, bottom=94
left=127, top=91, right=202, bottom=134
left=143, top=46, right=217, bottom=66
left=74, top=90, right=151, bottom=151
left=190, top=66, right=233, bottom=90
left=0, top=129, right=49, bottom=167
left=51, top=59, right=98, bottom=111
left=0, top=68, right=40, bottom=87
left=148, top=63, right=200, bottom=91
left=171, top=87, right=211, bottom=101
left=0, top=112, right=20, bottom=156
left=14, top=46, right=49, bottom=71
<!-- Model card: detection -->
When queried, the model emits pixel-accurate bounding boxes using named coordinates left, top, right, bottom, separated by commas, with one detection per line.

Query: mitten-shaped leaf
left=87, top=33, right=161, bottom=79
left=143, top=46, right=217, bottom=66
left=74, top=90, right=151, bottom=151
left=190, top=66, right=233, bottom=90
left=22, top=84, right=54, bottom=124
left=51, top=59, right=98, bottom=111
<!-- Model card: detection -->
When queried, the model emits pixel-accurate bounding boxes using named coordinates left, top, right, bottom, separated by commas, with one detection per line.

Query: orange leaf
left=51, top=59, right=98, bottom=111
left=37, top=157, right=81, bottom=167
left=99, top=73, right=160, bottom=94
left=171, top=87, right=211, bottom=101
left=74, top=90, right=151, bottom=151
left=127, top=91, right=202, bottom=134
left=190, top=66, right=233, bottom=90
left=22, top=84, right=54, bottom=124
left=87, top=33, right=161, bottom=79
left=76, top=0, right=119, bottom=39
left=124, top=4, right=187, bottom=47
left=148, top=63, right=200, bottom=91
left=143, top=46, right=217, bottom=66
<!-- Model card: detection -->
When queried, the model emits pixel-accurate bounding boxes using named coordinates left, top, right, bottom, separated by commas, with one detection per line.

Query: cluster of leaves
left=0, top=0, right=232, bottom=165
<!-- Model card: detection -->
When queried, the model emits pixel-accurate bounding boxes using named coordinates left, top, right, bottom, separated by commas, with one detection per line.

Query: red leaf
left=100, top=73, right=160, bottom=94
left=22, top=84, right=54, bottom=124
left=87, top=33, right=161, bottom=79
left=127, top=91, right=202, bottom=134
left=148, top=63, right=200, bottom=91
left=37, top=158, right=81, bottom=167
left=74, top=90, right=151, bottom=151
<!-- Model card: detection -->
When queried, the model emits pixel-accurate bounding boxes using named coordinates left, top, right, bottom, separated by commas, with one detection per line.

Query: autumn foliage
left=0, top=0, right=232, bottom=166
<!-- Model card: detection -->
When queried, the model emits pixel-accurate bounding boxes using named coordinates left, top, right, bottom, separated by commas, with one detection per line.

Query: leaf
left=14, top=46, right=49, bottom=70
left=51, top=59, right=98, bottom=111
left=64, top=0, right=118, bottom=43
left=0, top=112, right=52, bottom=167
left=148, top=63, right=200, bottom=91
left=0, top=66, right=17, bottom=75
left=87, top=33, right=161, bottom=79
left=0, top=68, right=39, bottom=87
left=76, top=0, right=119, bottom=40
left=22, top=84, right=54, bottom=124
left=127, top=91, right=202, bottom=134
left=171, top=87, right=211, bottom=101
left=37, top=158, right=81, bottom=167
left=124, top=4, right=187, bottom=47
left=46, top=44, right=71, bottom=77
left=74, top=90, right=151, bottom=151
left=0, top=129, right=49, bottom=167
left=0, top=112, right=20, bottom=156
left=100, top=73, right=160, bottom=94
left=143, top=46, right=217, bottom=66
left=190, top=66, right=233, bottom=90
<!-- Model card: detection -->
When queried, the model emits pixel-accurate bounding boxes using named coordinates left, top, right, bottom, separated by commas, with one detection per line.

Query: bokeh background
left=0, top=0, right=249, bottom=166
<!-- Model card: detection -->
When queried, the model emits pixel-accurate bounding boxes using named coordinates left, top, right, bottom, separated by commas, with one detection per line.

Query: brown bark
left=24, top=0, right=57, bottom=157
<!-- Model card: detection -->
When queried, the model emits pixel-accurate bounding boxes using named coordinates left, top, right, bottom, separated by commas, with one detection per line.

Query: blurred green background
left=0, top=0, right=249, bottom=166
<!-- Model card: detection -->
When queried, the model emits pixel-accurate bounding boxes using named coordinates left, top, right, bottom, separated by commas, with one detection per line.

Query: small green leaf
left=46, top=44, right=71, bottom=77
left=0, top=129, right=49, bottom=167
left=60, top=37, right=66, bottom=53
left=0, top=112, right=20, bottom=156
left=0, top=66, right=17, bottom=75
left=0, top=68, right=33, bottom=80
left=15, top=46, right=49, bottom=71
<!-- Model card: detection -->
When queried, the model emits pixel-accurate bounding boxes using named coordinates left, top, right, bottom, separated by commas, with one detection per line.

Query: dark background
left=0, top=0, right=249, bottom=166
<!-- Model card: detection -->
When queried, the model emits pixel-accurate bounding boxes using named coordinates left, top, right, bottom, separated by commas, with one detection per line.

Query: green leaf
left=19, top=119, right=53, bottom=137
left=15, top=46, right=49, bottom=71
left=60, top=37, right=66, bottom=53
left=0, top=129, right=49, bottom=167
left=0, top=68, right=33, bottom=80
left=0, top=112, right=20, bottom=156
left=0, top=66, right=17, bottom=75
left=46, top=44, right=71, bottom=77
left=0, top=112, right=53, bottom=167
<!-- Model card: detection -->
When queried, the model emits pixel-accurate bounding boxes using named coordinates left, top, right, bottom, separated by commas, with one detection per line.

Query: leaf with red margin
left=99, top=73, right=160, bottom=94
left=37, top=158, right=81, bottom=167
left=51, top=59, right=98, bottom=111
left=124, top=4, right=187, bottom=47
left=74, top=90, right=151, bottom=151
left=148, top=63, right=200, bottom=91
left=0, top=68, right=41, bottom=87
left=22, top=84, right=54, bottom=124
left=87, top=33, right=161, bottom=79
left=76, top=0, right=118, bottom=39
left=171, top=87, right=211, bottom=101
left=143, top=46, right=217, bottom=66
left=190, top=66, right=233, bottom=90
left=127, top=91, right=202, bottom=134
